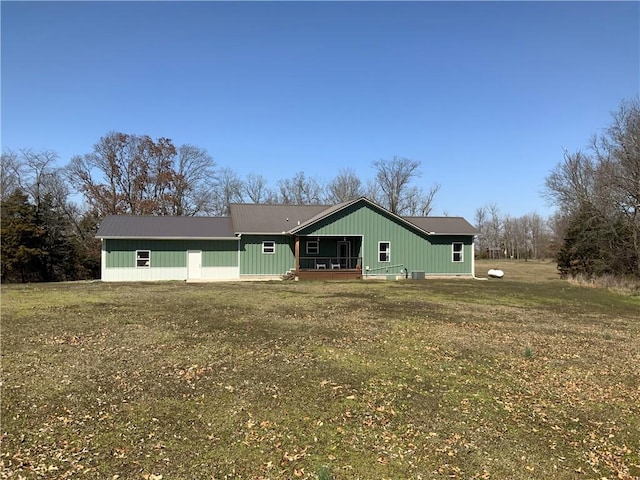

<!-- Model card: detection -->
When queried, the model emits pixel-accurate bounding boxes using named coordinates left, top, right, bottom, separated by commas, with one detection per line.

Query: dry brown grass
left=2, top=263, right=639, bottom=479
left=475, top=258, right=561, bottom=282
left=567, top=273, right=640, bottom=296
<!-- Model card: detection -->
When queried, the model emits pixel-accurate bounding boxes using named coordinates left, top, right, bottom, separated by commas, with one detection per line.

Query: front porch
left=294, top=236, right=363, bottom=280
left=296, top=256, right=363, bottom=280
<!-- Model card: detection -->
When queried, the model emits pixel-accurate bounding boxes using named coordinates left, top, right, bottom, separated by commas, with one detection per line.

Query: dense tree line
left=1, top=151, right=99, bottom=282
left=544, top=98, right=640, bottom=278
left=66, top=132, right=441, bottom=217
left=1, top=136, right=441, bottom=282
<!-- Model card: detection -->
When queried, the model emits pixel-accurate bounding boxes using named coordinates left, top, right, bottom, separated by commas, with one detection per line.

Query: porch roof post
left=294, top=236, right=300, bottom=273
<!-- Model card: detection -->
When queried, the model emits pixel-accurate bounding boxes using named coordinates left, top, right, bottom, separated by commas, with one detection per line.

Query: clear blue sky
left=2, top=1, right=638, bottom=221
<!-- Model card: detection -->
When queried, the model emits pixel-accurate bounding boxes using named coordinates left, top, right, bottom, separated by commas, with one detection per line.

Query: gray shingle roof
left=229, top=203, right=329, bottom=234
left=96, top=215, right=235, bottom=239
left=95, top=199, right=479, bottom=239
left=405, top=217, right=479, bottom=235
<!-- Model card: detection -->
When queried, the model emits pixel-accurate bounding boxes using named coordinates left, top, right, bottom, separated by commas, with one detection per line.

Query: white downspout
left=472, top=235, right=486, bottom=280
left=101, top=239, right=106, bottom=281
left=237, top=234, right=241, bottom=279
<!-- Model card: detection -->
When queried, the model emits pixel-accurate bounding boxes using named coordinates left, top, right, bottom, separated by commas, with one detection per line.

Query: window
left=378, top=241, right=390, bottom=262
left=262, top=240, right=276, bottom=254
left=452, top=243, right=463, bottom=262
left=136, top=250, right=150, bottom=268
left=306, top=240, right=319, bottom=255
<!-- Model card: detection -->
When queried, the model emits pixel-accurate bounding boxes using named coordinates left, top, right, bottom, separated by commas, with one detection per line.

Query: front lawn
left=2, top=261, right=639, bottom=479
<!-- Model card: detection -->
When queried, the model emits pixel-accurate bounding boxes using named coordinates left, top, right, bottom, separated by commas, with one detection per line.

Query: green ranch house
left=95, top=197, right=479, bottom=282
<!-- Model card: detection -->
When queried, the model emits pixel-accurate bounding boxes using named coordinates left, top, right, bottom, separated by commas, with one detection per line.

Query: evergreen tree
left=1, top=190, right=47, bottom=282
left=36, top=193, right=80, bottom=281
left=557, top=204, right=637, bottom=278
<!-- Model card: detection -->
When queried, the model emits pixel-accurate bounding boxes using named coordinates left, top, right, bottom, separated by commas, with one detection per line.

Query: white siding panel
left=200, top=266, right=240, bottom=280
left=102, top=268, right=187, bottom=282
left=102, top=266, right=240, bottom=282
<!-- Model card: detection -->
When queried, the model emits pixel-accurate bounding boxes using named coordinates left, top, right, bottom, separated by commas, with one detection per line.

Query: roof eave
left=428, top=232, right=478, bottom=236
left=234, top=231, right=294, bottom=236
left=97, top=236, right=239, bottom=240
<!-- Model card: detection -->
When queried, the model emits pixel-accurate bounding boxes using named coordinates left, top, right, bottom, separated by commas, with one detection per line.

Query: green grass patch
left=2, top=262, right=639, bottom=479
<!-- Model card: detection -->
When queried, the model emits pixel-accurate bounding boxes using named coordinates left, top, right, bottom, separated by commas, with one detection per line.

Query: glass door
left=337, top=241, right=351, bottom=268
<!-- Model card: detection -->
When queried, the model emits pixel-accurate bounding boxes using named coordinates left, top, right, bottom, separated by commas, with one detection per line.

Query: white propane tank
left=488, top=269, right=504, bottom=279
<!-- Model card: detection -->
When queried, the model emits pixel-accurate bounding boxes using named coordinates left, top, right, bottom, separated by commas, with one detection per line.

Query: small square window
left=262, top=241, right=276, bottom=254
left=378, top=241, right=390, bottom=262
left=306, top=240, right=319, bottom=255
left=452, top=243, right=463, bottom=262
left=136, top=250, right=150, bottom=268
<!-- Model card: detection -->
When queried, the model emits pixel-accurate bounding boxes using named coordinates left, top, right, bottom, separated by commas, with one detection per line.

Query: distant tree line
left=473, top=204, right=555, bottom=261
left=5, top=97, right=636, bottom=283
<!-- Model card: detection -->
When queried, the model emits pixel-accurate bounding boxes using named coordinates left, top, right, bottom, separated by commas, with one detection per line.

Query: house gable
left=289, top=197, right=433, bottom=237
left=292, top=199, right=475, bottom=276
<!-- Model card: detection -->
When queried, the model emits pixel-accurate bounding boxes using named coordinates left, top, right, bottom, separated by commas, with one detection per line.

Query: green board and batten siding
left=239, top=235, right=295, bottom=275
left=296, top=202, right=474, bottom=276
left=422, top=236, right=474, bottom=276
left=104, top=239, right=239, bottom=268
left=97, top=198, right=477, bottom=281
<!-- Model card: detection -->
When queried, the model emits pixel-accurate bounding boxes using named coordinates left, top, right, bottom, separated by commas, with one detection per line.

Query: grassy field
left=2, top=260, right=639, bottom=479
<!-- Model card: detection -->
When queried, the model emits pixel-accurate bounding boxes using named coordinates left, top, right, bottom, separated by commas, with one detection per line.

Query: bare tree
left=66, top=132, right=170, bottom=216
left=66, top=132, right=215, bottom=217
left=1, top=148, right=81, bottom=216
left=502, top=215, right=518, bottom=259
left=211, top=167, right=244, bottom=216
left=244, top=173, right=276, bottom=204
left=1, top=150, right=22, bottom=200
left=277, top=171, right=324, bottom=205
left=544, top=149, right=603, bottom=216
left=173, top=144, right=216, bottom=215
left=592, top=99, right=640, bottom=274
left=373, top=156, right=422, bottom=214
left=418, top=183, right=441, bottom=216
left=525, top=212, right=550, bottom=259
left=485, top=204, right=503, bottom=258
left=363, top=178, right=383, bottom=206
left=10, top=149, right=60, bottom=208
left=474, top=206, right=488, bottom=254
left=326, top=168, right=363, bottom=203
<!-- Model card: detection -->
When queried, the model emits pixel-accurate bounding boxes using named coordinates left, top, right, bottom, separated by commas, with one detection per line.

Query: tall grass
left=568, top=273, right=640, bottom=296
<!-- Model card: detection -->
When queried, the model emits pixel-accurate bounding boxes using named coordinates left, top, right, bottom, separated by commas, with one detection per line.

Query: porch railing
left=299, top=256, right=362, bottom=270
left=363, top=264, right=406, bottom=276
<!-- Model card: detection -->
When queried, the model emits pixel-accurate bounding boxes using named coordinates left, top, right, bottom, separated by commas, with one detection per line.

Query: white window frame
left=452, top=242, right=464, bottom=263
left=306, top=240, right=319, bottom=255
left=262, top=240, right=276, bottom=254
left=136, top=250, right=151, bottom=268
left=378, top=241, right=390, bottom=263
